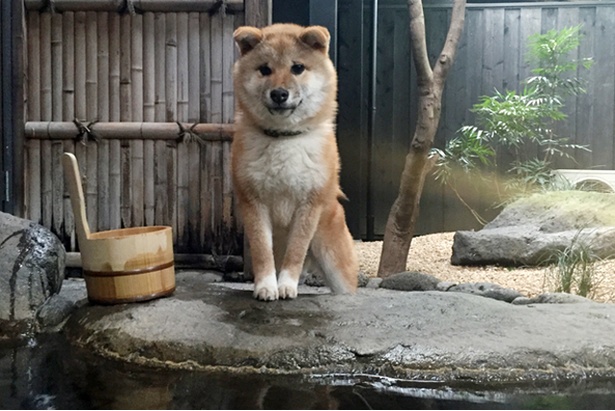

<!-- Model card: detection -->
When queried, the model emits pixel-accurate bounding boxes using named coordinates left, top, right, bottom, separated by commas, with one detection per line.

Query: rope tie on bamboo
left=73, top=119, right=101, bottom=145
left=126, top=0, right=137, bottom=15
left=47, top=0, right=56, bottom=13
left=208, top=0, right=227, bottom=16
left=176, top=122, right=204, bottom=146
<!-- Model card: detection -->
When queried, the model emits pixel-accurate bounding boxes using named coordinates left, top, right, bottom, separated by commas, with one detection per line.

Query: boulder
left=452, top=191, right=615, bottom=266
left=447, top=282, right=523, bottom=303
left=0, top=212, right=65, bottom=330
left=380, top=272, right=441, bottom=292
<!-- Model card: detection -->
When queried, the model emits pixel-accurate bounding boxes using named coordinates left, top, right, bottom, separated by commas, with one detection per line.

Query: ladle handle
left=62, top=152, right=91, bottom=240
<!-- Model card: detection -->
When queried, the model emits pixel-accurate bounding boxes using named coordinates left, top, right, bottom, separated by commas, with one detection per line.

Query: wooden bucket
left=62, top=153, right=175, bottom=304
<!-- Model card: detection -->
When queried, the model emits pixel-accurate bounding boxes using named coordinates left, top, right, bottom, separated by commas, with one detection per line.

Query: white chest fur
left=237, top=129, right=329, bottom=226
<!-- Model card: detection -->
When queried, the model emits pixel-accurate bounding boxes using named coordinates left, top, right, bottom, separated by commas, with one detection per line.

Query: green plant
left=545, top=232, right=598, bottom=298
left=434, top=25, right=593, bottom=222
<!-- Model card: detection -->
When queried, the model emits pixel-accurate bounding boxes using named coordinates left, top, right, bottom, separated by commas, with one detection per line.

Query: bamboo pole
left=176, top=12, right=189, bottom=249
left=121, top=142, right=131, bottom=228
left=200, top=12, right=211, bottom=122
left=187, top=11, right=201, bottom=250
left=222, top=13, right=234, bottom=124
left=109, top=13, right=120, bottom=121
left=165, top=13, right=177, bottom=121
left=154, top=13, right=165, bottom=120
left=51, top=14, right=65, bottom=237
left=74, top=11, right=87, bottom=235
left=51, top=14, right=63, bottom=122
left=62, top=11, right=75, bottom=248
left=119, top=13, right=132, bottom=229
left=40, top=12, right=53, bottom=230
left=86, top=11, right=99, bottom=233
left=143, top=12, right=155, bottom=122
left=97, top=12, right=110, bottom=232
left=26, top=11, right=41, bottom=223
left=177, top=12, right=189, bottom=121
left=131, top=13, right=144, bottom=227
left=109, top=138, right=121, bottom=229
left=119, top=13, right=131, bottom=122
left=25, top=0, right=244, bottom=12
left=143, top=12, right=155, bottom=226
left=210, top=12, right=223, bottom=124
left=25, top=121, right=234, bottom=140
left=109, top=12, right=121, bottom=230
left=165, top=13, right=178, bottom=242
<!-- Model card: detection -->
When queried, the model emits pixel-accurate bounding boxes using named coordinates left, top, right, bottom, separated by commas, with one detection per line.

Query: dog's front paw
left=278, top=270, right=298, bottom=299
left=254, top=275, right=278, bottom=301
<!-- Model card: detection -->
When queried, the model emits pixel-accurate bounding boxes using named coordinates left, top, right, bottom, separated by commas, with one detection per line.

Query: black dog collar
left=262, top=129, right=305, bottom=138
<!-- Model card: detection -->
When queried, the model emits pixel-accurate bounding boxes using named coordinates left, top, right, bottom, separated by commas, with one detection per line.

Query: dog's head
left=232, top=24, right=337, bottom=131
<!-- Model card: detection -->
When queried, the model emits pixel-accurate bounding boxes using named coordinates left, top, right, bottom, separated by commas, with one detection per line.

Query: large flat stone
left=63, top=272, right=615, bottom=383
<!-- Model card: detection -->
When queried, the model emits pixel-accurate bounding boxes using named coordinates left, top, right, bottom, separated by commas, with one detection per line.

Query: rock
left=36, top=278, right=88, bottom=329
left=302, top=270, right=370, bottom=288
left=529, top=292, right=594, bottom=304
left=446, top=282, right=523, bottom=303
left=511, top=296, right=533, bottom=305
left=366, top=278, right=383, bottom=289
left=63, top=275, right=615, bottom=382
left=436, top=281, right=457, bottom=292
left=452, top=191, right=615, bottom=266
left=380, top=272, right=440, bottom=292
left=0, top=212, right=65, bottom=327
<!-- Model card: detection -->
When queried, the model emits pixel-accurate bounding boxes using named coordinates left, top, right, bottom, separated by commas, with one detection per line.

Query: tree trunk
left=378, top=0, right=466, bottom=277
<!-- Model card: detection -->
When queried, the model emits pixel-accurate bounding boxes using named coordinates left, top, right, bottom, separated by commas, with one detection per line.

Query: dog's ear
left=233, top=26, right=263, bottom=56
left=300, top=26, right=330, bottom=54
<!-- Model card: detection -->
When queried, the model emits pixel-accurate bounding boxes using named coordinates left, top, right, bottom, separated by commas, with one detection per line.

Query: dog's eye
left=258, top=65, right=272, bottom=76
left=291, top=64, right=305, bottom=75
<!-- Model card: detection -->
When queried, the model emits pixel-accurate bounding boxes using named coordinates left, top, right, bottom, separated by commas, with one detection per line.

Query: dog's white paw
left=278, top=270, right=298, bottom=299
left=254, top=275, right=278, bottom=301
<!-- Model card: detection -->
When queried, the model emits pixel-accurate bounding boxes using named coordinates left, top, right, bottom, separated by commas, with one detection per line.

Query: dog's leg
left=310, top=202, right=358, bottom=294
left=278, top=205, right=322, bottom=299
left=241, top=201, right=278, bottom=301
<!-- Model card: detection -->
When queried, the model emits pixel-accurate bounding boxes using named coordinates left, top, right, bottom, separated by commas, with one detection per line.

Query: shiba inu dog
left=231, top=23, right=359, bottom=301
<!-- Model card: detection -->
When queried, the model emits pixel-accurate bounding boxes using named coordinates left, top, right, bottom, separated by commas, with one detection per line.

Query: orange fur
left=231, top=24, right=358, bottom=301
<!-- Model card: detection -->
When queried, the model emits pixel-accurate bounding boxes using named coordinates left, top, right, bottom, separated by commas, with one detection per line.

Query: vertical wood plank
left=574, top=6, right=595, bottom=168
left=165, top=13, right=178, bottom=241
left=592, top=6, right=615, bottom=168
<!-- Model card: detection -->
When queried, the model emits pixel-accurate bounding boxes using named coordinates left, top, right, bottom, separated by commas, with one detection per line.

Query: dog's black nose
left=270, top=88, right=289, bottom=104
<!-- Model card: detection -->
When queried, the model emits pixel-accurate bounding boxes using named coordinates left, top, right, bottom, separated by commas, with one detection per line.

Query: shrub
left=434, top=25, right=593, bottom=222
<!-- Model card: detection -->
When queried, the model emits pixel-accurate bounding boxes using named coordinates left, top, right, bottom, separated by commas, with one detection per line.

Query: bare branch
left=434, top=0, right=467, bottom=82
left=408, top=0, right=433, bottom=84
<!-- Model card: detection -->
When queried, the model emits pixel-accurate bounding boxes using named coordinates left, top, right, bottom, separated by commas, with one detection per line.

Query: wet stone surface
left=61, top=270, right=615, bottom=383
left=0, top=212, right=65, bottom=330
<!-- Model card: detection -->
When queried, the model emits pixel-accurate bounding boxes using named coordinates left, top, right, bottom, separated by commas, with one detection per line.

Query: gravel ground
left=357, top=232, right=615, bottom=303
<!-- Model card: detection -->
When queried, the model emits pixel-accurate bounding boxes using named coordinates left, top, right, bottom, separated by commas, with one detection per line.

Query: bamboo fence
left=23, top=2, right=250, bottom=257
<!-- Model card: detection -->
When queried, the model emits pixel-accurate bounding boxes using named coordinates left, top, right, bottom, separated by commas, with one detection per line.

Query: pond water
left=2, top=333, right=615, bottom=409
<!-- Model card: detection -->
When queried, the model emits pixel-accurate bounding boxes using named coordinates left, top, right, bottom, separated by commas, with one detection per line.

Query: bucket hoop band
left=84, top=260, right=175, bottom=278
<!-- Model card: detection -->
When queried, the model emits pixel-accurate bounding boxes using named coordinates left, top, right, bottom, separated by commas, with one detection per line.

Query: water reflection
left=1, top=334, right=615, bottom=409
